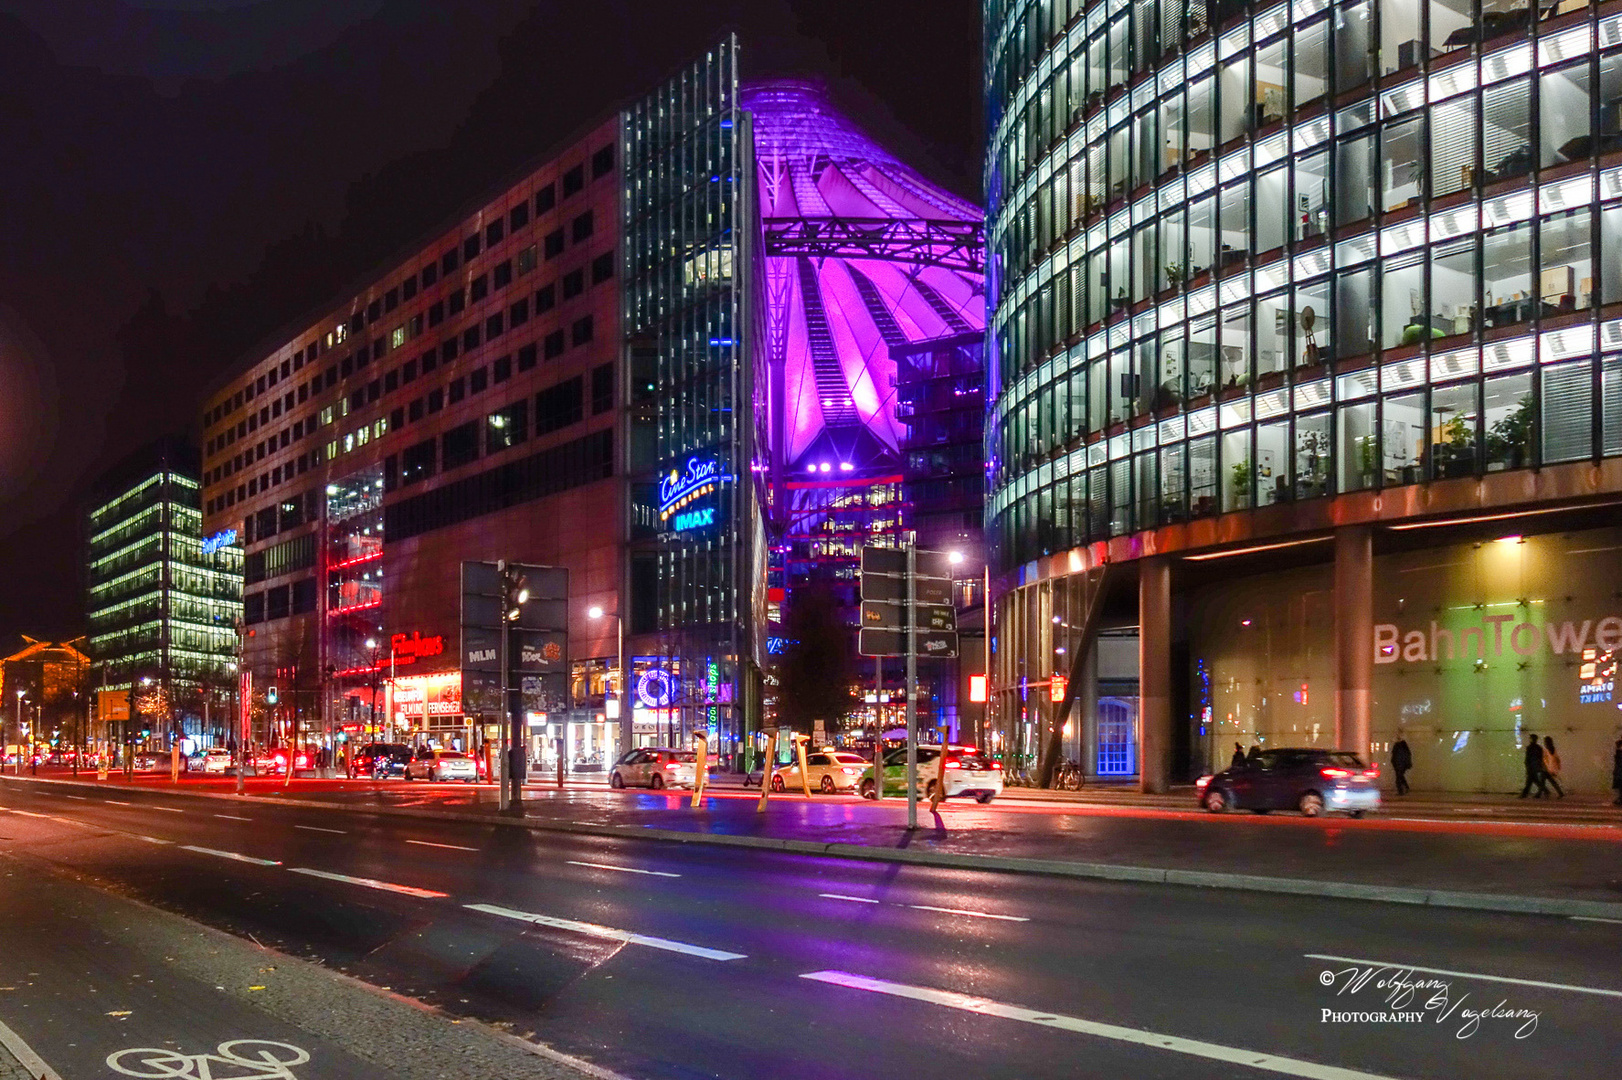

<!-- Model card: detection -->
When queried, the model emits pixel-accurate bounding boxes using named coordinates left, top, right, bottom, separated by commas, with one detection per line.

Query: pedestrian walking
left=1391, top=735, right=1412, bottom=796
left=1541, top=736, right=1565, bottom=799
left=1230, top=742, right=1246, bottom=769
left=1611, top=737, right=1622, bottom=806
left=1519, top=733, right=1547, bottom=798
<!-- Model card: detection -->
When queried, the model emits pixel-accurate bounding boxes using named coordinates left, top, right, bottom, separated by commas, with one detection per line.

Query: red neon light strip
left=331, top=551, right=383, bottom=570
left=327, top=599, right=382, bottom=616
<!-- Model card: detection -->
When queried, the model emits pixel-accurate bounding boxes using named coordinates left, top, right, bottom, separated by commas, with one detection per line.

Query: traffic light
left=266, top=686, right=278, bottom=705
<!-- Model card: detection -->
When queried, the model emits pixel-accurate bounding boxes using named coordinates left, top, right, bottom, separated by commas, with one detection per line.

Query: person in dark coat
left=1391, top=735, right=1412, bottom=796
left=1246, top=744, right=1262, bottom=763
left=1519, top=734, right=1546, bottom=798
left=1611, top=738, right=1622, bottom=806
left=1231, top=742, right=1246, bottom=768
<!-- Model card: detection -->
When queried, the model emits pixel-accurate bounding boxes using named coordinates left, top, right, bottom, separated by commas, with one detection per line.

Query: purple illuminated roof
left=744, top=81, right=985, bottom=474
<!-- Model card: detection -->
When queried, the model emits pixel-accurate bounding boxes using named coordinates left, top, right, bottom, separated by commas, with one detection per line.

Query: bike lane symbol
left=106, top=1040, right=311, bottom=1080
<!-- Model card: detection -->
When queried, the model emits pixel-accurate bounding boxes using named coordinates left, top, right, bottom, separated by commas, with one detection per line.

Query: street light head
left=948, top=550, right=965, bottom=565
left=516, top=587, right=530, bottom=605
left=365, top=638, right=377, bottom=650
left=588, top=605, right=605, bottom=619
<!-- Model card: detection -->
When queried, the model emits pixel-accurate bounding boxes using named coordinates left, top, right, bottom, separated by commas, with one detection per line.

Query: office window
left=517, top=244, right=538, bottom=276
left=591, top=362, right=614, bottom=414
left=390, top=406, right=405, bottom=430
left=571, top=211, right=594, bottom=243
left=535, top=283, right=556, bottom=313
left=591, top=251, right=614, bottom=284
left=487, top=401, right=528, bottom=452
left=463, top=233, right=480, bottom=261
left=572, top=315, right=594, bottom=347
left=510, top=202, right=529, bottom=230
left=517, top=343, right=538, bottom=372
left=428, top=388, right=444, bottom=413
left=471, top=367, right=488, bottom=393
left=486, top=313, right=504, bottom=340
left=385, top=368, right=399, bottom=393
left=591, top=143, right=614, bottom=178
left=409, top=398, right=424, bottom=421
left=544, top=330, right=565, bottom=358
left=449, top=377, right=465, bottom=404
left=421, top=262, right=438, bottom=286
left=536, top=375, right=584, bottom=435
left=463, top=326, right=481, bottom=352
left=428, top=300, right=445, bottom=327
left=535, top=183, right=556, bottom=214
left=443, top=420, right=481, bottom=470
left=563, top=164, right=584, bottom=197
left=441, top=248, right=459, bottom=274
left=544, top=229, right=565, bottom=259
left=563, top=269, right=585, bottom=299
left=493, top=354, right=512, bottom=383
left=403, top=358, right=417, bottom=383
left=470, top=274, right=488, bottom=302
left=493, top=260, right=513, bottom=288
left=509, top=297, right=530, bottom=327
left=421, top=348, right=439, bottom=375
left=486, top=219, right=504, bottom=246
left=402, top=275, right=418, bottom=301
left=401, top=438, right=436, bottom=485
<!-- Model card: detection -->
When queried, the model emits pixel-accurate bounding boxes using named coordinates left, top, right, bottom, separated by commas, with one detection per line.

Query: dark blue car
left=1198, top=748, right=1380, bottom=817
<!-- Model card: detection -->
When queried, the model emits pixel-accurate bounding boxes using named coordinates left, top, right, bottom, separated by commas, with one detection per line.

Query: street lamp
left=13, top=690, right=25, bottom=775
left=364, top=638, right=394, bottom=745
left=588, top=604, right=626, bottom=757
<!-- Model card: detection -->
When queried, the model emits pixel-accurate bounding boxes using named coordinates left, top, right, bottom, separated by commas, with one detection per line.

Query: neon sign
left=636, top=667, right=676, bottom=709
left=389, top=632, right=445, bottom=666
left=658, top=456, right=730, bottom=523
left=201, top=529, right=238, bottom=554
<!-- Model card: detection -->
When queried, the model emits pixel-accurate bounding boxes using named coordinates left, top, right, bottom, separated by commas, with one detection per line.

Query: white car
left=610, top=748, right=698, bottom=789
left=200, top=749, right=234, bottom=774
left=771, top=750, right=871, bottom=793
left=862, top=745, right=1004, bottom=803
left=406, top=749, right=479, bottom=782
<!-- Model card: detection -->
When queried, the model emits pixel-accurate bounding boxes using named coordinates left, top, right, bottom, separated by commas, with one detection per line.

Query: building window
left=536, top=375, right=584, bottom=435
left=572, top=315, right=594, bottom=347
left=535, top=283, right=556, bottom=313
left=486, top=219, right=504, bottom=247
left=591, top=251, right=614, bottom=284
left=517, top=245, right=538, bottom=276
left=463, top=233, right=481, bottom=261
left=487, top=401, right=528, bottom=452
left=493, top=354, right=512, bottom=383
left=470, top=367, right=488, bottom=394
left=443, top=420, right=481, bottom=470
left=591, top=362, right=614, bottom=414
left=544, top=330, right=565, bottom=359
left=493, top=260, right=513, bottom=288
left=535, top=183, right=556, bottom=214
left=562, top=164, right=584, bottom=197
left=591, top=143, right=614, bottom=178
left=544, top=229, right=565, bottom=259
left=449, top=377, right=465, bottom=404
left=517, top=343, right=537, bottom=372
left=562, top=269, right=584, bottom=299
left=509, top=297, right=530, bottom=327
left=571, top=211, right=594, bottom=243
left=401, top=438, right=436, bottom=485
left=510, top=202, right=529, bottom=230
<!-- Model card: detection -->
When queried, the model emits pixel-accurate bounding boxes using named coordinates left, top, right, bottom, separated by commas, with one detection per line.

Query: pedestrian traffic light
left=266, top=685, right=278, bottom=705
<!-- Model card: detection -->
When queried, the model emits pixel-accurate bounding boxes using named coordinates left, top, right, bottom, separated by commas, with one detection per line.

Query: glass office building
left=623, top=36, right=765, bottom=760
left=985, top=1, right=1622, bottom=793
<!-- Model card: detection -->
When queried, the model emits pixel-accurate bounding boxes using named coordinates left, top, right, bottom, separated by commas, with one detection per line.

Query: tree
left=773, top=585, right=857, bottom=736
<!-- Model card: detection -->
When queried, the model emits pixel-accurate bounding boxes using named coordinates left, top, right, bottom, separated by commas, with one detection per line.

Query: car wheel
left=819, top=775, right=836, bottom=793
left=1299, top=792, right=1326, bottom=817
left=610, top=773, right=624, bottom=789
left=649, top=773, right=664, bottom=790
left=1348, top=809, right=1366, bottom=819
left=1251, top=808, right=1270, bottom=815
left=975, top=791, right=995, bottom=804
left=1204, top=788, right=1229, bottom=813
left=770, top=775, right=785, bottom=793
left=859, top=778, right=876, bottom=799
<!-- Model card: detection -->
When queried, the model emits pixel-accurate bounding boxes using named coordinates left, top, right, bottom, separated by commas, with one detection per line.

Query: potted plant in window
left=1433, top=413, right=1474, bottom=478
left=1164, top=262, right=1187, bottom=291
left=1230, top=459, right=1254, bottom=509
left=1356, top=434, right=1378, bottom=489
left=1484, top=395, right=1533, bottom=471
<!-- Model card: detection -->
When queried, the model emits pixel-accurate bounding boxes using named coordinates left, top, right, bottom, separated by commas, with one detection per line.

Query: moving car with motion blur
left=770, top=750, right=871, bottom=793
left=860, top=745, right=1003, bottom=804
left=405, top=747, right=479, bottom=782
left=349, top=743, right=412, bottom=779
left=200, top=749, right=234, bottom=774
left=609, top=748, right=698, bottom=789
left=1197, top=748, right=1380, bottom=817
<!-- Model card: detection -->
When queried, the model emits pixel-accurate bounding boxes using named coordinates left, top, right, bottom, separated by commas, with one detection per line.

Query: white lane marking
left=293, top=825, right=346, bottom=834
left=0, top=1014, right=64, bottom=1080
left=1571, top=916, right=1622, bottom=925
left=801, top=970, right=1402, bottom=1080
left=466, top=902, right=745, bottom=961
left=566, top=860, right=680, bottom=878
left=214, top=814, right=252, bottom=821
left=108, top=800, right=132, bottom=806
left=10, top=810, right=49, bottom=818
left=152, top=806, right=185, bottom=813
left=65, top=795, right=87, bottom=800
left=405, top=839, right=478, bottom=851
left=819, top=893, right=881, bottom=904
left=1305, top=954, right=1622, bottom=999
left=908, top=904, right=1029, bottom=922
left=288, top=867, right=448, bottom=898
left=133, top=835, right=173, bottom=845
left=180, top=845, right=281, bottom=866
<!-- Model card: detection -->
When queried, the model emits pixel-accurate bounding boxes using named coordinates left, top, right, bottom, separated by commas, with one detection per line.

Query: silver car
left=406, top=748, right=479, bottom=782
left=610, top=748, right=698, bottom=789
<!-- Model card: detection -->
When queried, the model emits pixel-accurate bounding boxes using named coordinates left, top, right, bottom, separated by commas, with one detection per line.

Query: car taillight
left=296, top=755, right=308, bottom=767
left=991, top=762, right=1002, bottom=770
left=944, top=760, right=962, bottom=769
left=1195, top=775, right=1211, bottom=790
left=1364, top=764, right=1380, bottom=777
left=1320, top=767, right=1349, bottom=778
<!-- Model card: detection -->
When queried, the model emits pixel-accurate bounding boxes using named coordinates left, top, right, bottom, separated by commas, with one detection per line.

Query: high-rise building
left=86, top=437, right=240, bottom=750
left=985, top=1, right=1622, bottom=794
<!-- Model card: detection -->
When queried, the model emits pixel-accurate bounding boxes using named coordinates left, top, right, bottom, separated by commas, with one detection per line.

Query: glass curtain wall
left=986, top=0, right=1622, bottom=573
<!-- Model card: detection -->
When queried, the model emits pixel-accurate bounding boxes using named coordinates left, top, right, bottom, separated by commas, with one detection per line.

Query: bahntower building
left=985, top=1, right=1622, bottom=796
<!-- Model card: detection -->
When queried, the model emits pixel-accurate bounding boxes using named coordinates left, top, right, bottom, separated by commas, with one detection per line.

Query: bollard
left=756, top=729, right=780, bottom=812
left=794, top=733, right=812, bottom=798
left=690, top=732, right=709, bottom=808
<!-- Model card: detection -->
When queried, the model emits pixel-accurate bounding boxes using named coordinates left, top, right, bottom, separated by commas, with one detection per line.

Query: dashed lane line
left=1304, top=953, right=1622, bottom=999
left=293, top=825, right=346, bottom=834
left=179, top=845, right=281, bottom=867
left=466, top=902, right=746, bottom=961
left=405, top=839, right=478, bottom=851
left=801, top=970, right=1402, bottom=1080
left=288, top=867, right=448, bottom=898
left=214, top=814, right=252, bottom=821
left=819, top=893, right=880, bottom=904
left=908, top=904, right=1029, bottom=923
left=566, top=860, right=680, bottom=878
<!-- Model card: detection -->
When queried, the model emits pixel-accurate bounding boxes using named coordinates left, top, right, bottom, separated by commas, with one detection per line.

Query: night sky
left=0, top=0, right=982, bottom=642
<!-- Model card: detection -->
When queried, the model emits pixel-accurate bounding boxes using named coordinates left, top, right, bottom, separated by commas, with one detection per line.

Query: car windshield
left=1323, top=752, right=1365, bottom=768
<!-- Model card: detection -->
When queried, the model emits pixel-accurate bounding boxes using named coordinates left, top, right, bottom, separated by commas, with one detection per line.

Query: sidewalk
left=8, top=771, right=1622, bottom=921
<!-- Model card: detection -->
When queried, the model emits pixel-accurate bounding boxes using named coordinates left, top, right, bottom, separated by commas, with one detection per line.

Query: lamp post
left=364, top=638, right=394, bottom=746
left=13, top=690, right=25, bottom=775
left=588, top=605, right=626, bottom=759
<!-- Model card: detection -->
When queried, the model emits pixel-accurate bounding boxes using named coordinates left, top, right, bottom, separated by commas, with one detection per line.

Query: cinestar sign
left=658, top=455, right=731, bottom=530
left=1374, top=614, right=1622, bottom=664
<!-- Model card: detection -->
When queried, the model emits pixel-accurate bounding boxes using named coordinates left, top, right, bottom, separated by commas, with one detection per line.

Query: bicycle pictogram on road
left=106, top=1040, right=311, bottom=1080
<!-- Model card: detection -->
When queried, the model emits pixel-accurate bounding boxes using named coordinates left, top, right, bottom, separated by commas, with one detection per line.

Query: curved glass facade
left=986, top=0, right=1622, bottom=572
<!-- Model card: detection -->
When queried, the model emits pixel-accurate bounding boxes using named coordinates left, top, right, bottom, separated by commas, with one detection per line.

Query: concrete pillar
left=1077, top=637, right=1098, bottom=775
left=1334, top=526, right=1373, bottom=757
left=1138, top=556, right=1172, bottom=793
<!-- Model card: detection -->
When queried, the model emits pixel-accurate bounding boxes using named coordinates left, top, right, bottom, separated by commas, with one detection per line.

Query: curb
left=7, top=774, right=1622, bottom=922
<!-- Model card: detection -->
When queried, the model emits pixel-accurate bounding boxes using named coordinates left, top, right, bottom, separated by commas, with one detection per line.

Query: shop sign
left=390, top=631, right=445, bottom=666
left=391, top=672, right=463, bottom=717
left=1374, top=613, right=1622, bottom=666
left=636, top=666, right=677, bottom=708
left=201, top=529, right=238, bottom=555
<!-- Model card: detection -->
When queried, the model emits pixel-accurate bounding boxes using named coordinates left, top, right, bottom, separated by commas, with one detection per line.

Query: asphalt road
left=1, top=782, right=1619, bottom=1080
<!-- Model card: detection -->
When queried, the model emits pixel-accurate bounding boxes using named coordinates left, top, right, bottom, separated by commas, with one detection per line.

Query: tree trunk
left=1036, top=565, right=1112, bottom=788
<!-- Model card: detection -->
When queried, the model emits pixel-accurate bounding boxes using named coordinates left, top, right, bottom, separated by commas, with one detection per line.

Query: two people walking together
left=1519, top=733, right=1565, bottom=798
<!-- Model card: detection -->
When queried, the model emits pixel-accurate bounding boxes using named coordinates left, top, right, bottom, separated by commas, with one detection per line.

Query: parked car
left=1197, top=748, right=1380, bottom=817
left=609, top=748, right=698, bottom=789
left=200, top=749, right=234, bottom=774
left=349, top=743, right=412, bottom=779
left=406, top=748, right=478, bottom=782
left=771, top=750, right=871, bottom=793
left=860, top=745, right=1003, bottom=804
